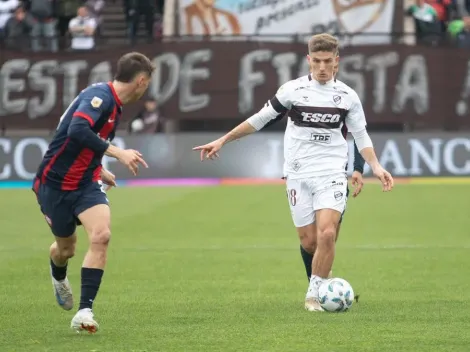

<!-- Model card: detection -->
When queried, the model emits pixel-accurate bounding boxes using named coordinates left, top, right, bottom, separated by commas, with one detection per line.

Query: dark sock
left=300, top=245, right=313, bottom=280
left=79, top=268, right=104, bottom=311
left=50, top=258, right=67, bottom=281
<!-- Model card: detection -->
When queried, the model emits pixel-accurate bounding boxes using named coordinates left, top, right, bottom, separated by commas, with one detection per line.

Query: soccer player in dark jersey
left=32, top=52, right=154, bottom=333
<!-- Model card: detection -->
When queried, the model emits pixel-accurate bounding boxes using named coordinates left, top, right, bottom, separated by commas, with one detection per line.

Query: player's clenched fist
left=117, top=149, right=148, bottom=175
left=193, top=139, right=224, bottom=161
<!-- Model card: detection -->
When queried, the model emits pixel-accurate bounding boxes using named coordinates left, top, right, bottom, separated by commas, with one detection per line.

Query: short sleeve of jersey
left=345, top=90, right=367, bottom=133
left=270, top=81, right=294, bottom=112
left=73, top=88, right=113, bottom=127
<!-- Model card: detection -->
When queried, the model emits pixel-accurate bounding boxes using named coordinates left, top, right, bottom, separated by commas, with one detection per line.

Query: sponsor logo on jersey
left=310, top=133, right=332, bottom=144
left=302, top=112, right=341, bottom=123
left=290, top=106, right=347, bottom=128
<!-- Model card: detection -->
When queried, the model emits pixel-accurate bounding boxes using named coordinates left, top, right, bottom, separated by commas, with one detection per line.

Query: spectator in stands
left=68, top=6, right=97, bottom=50
left=128, top=99, right=165, bottom=134
left=407, top=0, right=442, bottom=45
left=4, top=5, right=32, bottom=49
left=0, top=0, right=19, bottom=38
left=124, top=0, right=156, bottom=44
left=85, top=0, right=104, bottom=36
left=57, top=0, right=82, bottom=38
left=29, top=0, right=58, bottom=52
left=448, top=15, right=470, bottom=47
left=425, top=0, right=452, bottom=30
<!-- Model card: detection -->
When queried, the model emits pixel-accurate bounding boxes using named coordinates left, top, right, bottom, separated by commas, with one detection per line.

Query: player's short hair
left=308, top=33, right=339, bottom=55
left=114, top=52, right=155, bottom=83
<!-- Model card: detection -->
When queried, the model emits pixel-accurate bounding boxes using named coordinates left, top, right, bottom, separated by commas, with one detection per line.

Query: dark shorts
left=33, top=179, right=109, bottom=238
left=339, top=186, right=350, bottom=224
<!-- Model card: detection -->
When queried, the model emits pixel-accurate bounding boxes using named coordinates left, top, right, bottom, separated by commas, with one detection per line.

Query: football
left=318, top=278, right=355, bottom=312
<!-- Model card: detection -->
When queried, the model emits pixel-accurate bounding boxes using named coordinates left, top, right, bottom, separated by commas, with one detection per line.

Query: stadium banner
left=1, top=42, right=470, bottom=131
left=177, top=0, right=396, bottom=45
left=0, top=133, right=468, bottom=181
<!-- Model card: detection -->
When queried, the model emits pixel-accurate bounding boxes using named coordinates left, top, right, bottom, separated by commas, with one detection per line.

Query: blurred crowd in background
left=0, top=0, right=165, bottom=51
left=407, top=0, right=470, bottom=46
left=3, top=0, right=470, bottom=50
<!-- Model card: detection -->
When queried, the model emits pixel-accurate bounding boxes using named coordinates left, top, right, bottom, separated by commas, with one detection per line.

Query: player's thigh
left=74, top=183, right=111, bottom=244
left=286, top=178, right=316, bottom=249
left=34, top=183, right=78, bottom=238
left=313, top=174, right=348, bottom=239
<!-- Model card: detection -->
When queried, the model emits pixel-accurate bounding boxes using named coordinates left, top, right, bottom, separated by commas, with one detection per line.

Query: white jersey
left=247, top=74, right=367, bottom=179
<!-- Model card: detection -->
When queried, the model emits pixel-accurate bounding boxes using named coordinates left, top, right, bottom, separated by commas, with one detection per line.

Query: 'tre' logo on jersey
left=311, top=133, right=332, bottom=143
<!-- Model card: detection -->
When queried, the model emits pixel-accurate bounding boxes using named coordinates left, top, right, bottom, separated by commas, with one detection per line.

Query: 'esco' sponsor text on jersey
left=247, top=74, right=367, bottom=179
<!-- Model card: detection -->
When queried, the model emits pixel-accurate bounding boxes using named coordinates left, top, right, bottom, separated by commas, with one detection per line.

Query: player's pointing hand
left=117, top=149, right=149, bottom=176
left=192, top=139, right=223, bottom=161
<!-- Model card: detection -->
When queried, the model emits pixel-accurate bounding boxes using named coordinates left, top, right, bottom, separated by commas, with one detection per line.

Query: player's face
left=307, top=51, right=338, bottom=84
left=130, top=73, right=151, bottom=102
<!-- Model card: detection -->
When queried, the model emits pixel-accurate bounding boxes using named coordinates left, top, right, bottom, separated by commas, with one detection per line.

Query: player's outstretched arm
left=192, top=121, right=257, bottom=161
left=193, top=82, right=293, bottom=161
left=351, top=129, right=394, bottom=192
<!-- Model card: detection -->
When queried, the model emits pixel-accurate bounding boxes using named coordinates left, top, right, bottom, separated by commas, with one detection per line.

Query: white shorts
left=285, top=173, right=348, bottom=228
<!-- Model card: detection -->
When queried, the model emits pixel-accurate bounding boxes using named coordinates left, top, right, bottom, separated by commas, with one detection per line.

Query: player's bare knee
left=316, top=226, right=336, bottom=247
left=297, top=226, right=316, bottom=253
left=89, top=227, right=111, bottom=248
left=51, top=239, right=76, bottom=259
left=299, top=235, right=316, bottom=253
left=60, top=245, right=76, bottom=259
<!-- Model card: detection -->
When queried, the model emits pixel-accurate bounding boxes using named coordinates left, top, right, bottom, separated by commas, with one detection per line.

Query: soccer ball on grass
left=318, top=278, right=354, bottom=312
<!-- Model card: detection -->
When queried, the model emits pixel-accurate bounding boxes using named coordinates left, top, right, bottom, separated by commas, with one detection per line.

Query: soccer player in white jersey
left=193, top=33, right=394, bottom=312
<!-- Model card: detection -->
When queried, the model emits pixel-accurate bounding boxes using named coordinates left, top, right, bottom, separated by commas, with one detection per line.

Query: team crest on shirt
left=292, top=160, right=301, bottom=172
left=90, top=96, right=103, bottom=109
left=333, top=95, right=341, bottom=105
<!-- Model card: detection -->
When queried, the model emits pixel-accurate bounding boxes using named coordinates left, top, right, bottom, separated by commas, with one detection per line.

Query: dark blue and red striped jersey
left=36, top=82, right=122, bottom=191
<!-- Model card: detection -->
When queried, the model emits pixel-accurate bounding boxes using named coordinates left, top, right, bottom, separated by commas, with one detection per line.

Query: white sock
left=306, top=275, right=325, bottom=299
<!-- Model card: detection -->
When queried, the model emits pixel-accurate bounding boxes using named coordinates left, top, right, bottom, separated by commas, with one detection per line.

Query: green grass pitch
left=0, top=183, right=469, bottom=352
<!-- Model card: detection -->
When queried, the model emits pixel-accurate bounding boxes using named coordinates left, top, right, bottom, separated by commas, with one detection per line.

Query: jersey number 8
left=287, top=189, right=297, bottom=206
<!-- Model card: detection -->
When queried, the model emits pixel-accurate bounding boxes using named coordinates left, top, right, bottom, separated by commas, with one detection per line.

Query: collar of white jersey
left=308, top=74, right=335, bottom=86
